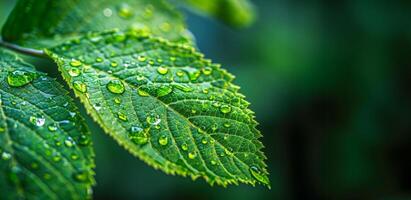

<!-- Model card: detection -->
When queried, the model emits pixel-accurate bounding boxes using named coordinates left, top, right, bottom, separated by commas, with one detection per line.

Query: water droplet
left=176, top=70, right=185, bottom=77
left=48, top=124, right=58, bottom=131
left=202, top=88, right=209, bottom=94
left=157, top=66, right=169, bottom=75
left=78, top=135, right=91, bottom=146
left=189, top=70, right=201, bottom=81
left=157, top=85, right=173, bottom=97
left=224, top=123, right=231, bottom=128
left=201, top=138, right=208, bottom=144
left=117, top=112, right=128, bottom=121
left=158, top=135, right=168, bottom=146
left=211, top=160, right=217, bottom=165
left=181, top=143, right=188, bottom=151
left=103, top=8, right=113, bottom=17
left=70, top=60, right=82, bottom=67
left=114, top=97, right=121, bottom=104
left=202, top=67, right=213, bottom=75
left=129, top=126, right=148, bottom=145
left=7, top=70, right=35, bottom=87
left=249, top=166, right=270, bottom=185
left=191, top=109, right=197, bottom=114
left=73, top=171, right=89, bottom=182
left=73, top=81, right=87, bottom=93
left=53, top=155, right=62, bottom=162
left=137, top=55, right=147, bottom=62
left=188, top=152, right=197, bottom=159
left=30, top=116, right=45, bottom=127
left=171, top=83, right=193, bottom=92
left=68, top=68, right=81, bottom=77
left=93, top=103, right=102, bottom=111
left=110, top=61, right=119, bottom=67
left=1, top=151, right=11, bottom=160
left=146, top=114, right=161, bottom=126
left=220, top=105, right=232, bottom=114
left=138, top=87, right=150, bottom=97
left=71, top=153, right=79, bottom=160
left=64, top=137, right=75, bottom=147
left=118, top=3, right=133, bottom=19
left=106, top=80, right=125, bottom=94
left=96, top=57, right=103, bottom=63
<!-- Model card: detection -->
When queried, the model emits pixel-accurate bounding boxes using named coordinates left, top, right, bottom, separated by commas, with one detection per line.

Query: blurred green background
left=2, top=0, right=411, bottom=199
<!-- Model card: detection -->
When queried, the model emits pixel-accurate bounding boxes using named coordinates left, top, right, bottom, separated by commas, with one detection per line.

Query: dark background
left=1, top=0, right=411, bottom=199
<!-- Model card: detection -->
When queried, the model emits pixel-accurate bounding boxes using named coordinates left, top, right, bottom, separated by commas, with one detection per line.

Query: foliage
left=0, top=0, right=268, bottom=198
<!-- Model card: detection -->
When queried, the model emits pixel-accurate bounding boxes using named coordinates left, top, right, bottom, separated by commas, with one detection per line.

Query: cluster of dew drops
left=1, top=2, right=268, bottom=185
left=3, top=71, right=92, bottom=183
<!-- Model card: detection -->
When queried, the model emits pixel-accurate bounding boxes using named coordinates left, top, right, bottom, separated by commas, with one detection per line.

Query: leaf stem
left=0, top=37, right=46, bottom=58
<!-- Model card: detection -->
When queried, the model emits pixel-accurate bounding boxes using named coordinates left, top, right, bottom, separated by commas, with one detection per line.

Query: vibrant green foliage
left=181, top=0, right=256, bottom=28
left=2, top=0, right=192, bottom=48
left=45, top=30, right=269, bottom=187
left=0, top=49, right=94, bottom=199
left=0, top=0, right=269, bottom=197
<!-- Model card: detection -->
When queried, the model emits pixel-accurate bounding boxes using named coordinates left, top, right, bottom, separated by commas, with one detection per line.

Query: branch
left=0, top=37, right=45, bottom=58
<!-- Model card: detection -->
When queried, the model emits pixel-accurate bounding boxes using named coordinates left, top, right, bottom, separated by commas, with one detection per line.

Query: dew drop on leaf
left=146, top=114, right=161, bottom=125
left=176, top=70, right=185, bottom=77
left=114, top=97, right=121, bottom=104
left=1, top=151, right=11, bottom=160
left=117, top=112, right=128, bottom=121
left=138, top=87, right=150, bottom=97
left=201, top=67, right=213, bottom=75
left=201, top=138, right=208, bottom=144
left=137, top=55, right=147, bottom=62
left=188, top=152, right=197, bottom=159
left=48, top=124, right=58, bottom=132
left=64, top=137, right=75, bottom=147
left=171, top=83, right=193, bottom=92
left=69, top=60, right=82, bottom=67
left=110, top=61, right=118, bottom=67
left=157, top=66, right=169, bottom=75
left=157, top=85, right=173, bottom=97
left=106, top=80, right=125, bottom=94
left=181, top=143, right=188, bottom=151
left=30, top=116, right=45, bottom=127
left=249, top=166, right=270, bottom=186
left=68, top=67, right=81, bottom=77
left=78, top=135, right=91, bottom=146
left=129, top=126, right=148, bottom=145
left=7, top=70, right=35, bottom=87
left=224, top=123, right=231, bottom=128
left=96, top=57, right=103, bottom=63
left=73, top=81, right=87, bottom=93
left=73, top=171, right=89, bottom=182
left=158, top=135, right=168, bottom=146
left=220, top=105, right=232, bottom=114
left=117, top=3, right=133, bottom=19
left=71, top=153, right=79, bottom=160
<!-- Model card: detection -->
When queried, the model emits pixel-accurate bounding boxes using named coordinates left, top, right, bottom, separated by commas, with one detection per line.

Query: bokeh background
left=1, top=0, right=411, bottom=199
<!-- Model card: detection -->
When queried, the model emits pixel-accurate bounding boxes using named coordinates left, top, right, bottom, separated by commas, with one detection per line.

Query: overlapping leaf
left=45, top=30, right=269, bottom=187
left=2, top=0, right=192, bottom=48
left=0, top=49, right=94, bottom=199
left=180, top=0, right=256, bottom=28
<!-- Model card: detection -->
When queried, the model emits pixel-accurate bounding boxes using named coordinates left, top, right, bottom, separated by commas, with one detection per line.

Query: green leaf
left=0, top=48, right=94, bottom=199
left=2, top=0, right=192, bottom=48
left=180, top=0, right=256, bottom=28
left=45, top=30, right=269, bottom=188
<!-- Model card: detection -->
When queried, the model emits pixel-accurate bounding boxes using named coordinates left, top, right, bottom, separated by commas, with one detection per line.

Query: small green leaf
left=0, top=49, right=95, bottom=199
left=45, top=30, right=269, bottom=188
left=181, top=0, right=257, bottom=28
left=2, top=0, right=192, bottom=48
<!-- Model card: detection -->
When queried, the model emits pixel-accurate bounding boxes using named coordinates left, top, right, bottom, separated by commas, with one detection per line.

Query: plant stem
left=0, top=37, right=46, bottom=58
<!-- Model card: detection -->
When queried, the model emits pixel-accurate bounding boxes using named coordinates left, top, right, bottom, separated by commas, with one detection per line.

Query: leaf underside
left=45, top=30, right=269, bottom=188
left=0, top=49, right=95, bottom=199
left=2, top=0, right=192, bottom=48
left=181, top=0, right=256, bottom=28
